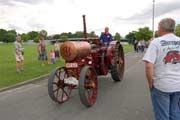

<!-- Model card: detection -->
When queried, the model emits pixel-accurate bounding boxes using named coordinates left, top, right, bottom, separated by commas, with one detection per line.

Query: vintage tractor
left=48, top=15, right=125, bottom=107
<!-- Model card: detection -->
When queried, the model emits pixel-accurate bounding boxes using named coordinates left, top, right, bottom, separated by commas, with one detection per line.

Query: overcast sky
left=0, top=0, right=180, bottom=36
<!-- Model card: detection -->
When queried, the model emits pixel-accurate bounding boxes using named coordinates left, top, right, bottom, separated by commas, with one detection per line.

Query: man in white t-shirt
left=142, top=18, right=180, bottom=120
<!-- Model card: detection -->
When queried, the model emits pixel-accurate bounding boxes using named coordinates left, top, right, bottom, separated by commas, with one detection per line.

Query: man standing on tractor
left=100, top=27, right=113, bottom=46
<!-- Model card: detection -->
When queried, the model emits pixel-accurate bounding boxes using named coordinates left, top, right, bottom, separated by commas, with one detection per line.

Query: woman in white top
left=14, top=36, right=24, bottom=73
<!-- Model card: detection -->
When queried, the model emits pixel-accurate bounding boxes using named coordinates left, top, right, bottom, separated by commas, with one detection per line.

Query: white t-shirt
left=54, top=43, right=60, bottom=51
left=142, top=33, right=180, bottom=92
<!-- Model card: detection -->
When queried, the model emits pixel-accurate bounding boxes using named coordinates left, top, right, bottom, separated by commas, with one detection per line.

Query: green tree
left=5, top=33, right=16, bottom=43
left=27, top=31, right=39, bottom=40
left=33, top=36, right=39, bottom=43
left=21, top=33, right=29, bottom=42
left=39, top=30, right=48, bottom=39
left=134, top=31, right=142, bottom=41
left=125, top=31, right=136, bottom=40
left=134, top=27, right=153, bottom=41
left=0, top=29, right=7, bottom=42
left=47, top=35, right=53, bottom=40
left=60, top=32, right=69, bottom=37
left=67, top=32, right=73, bottom=38
left=89, top=31, right=98, bottom=37
left=53, top=34, right=61, bottom=39
left=175, top=24, right=180, bottom=37
left=8, top=30, right=17, bottom=35
left=114, top=32, right=121, bottom=40
left=60, top=35, right=68, bottom=41
left=74, top=31, right=84, bottom=38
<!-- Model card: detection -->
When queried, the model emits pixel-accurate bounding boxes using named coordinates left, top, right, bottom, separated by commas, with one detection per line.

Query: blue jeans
left=39, top=51, right=47, bottom=61
left=150, top=87, right=180, bottom=120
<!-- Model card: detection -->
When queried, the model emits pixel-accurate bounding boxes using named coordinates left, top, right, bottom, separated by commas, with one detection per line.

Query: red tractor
left=48, top=15, right=125, bottom=107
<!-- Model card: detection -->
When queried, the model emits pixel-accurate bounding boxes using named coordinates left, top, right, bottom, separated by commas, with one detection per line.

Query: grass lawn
left=0, top=43, right=64, bottom=88
left=0, top=43, right=133, bottom=88
left=123, top=44, right=133, bottom=53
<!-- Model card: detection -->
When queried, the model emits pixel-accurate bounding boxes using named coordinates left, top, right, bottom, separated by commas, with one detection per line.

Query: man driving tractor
left=100, top=27, right=113, bottom=46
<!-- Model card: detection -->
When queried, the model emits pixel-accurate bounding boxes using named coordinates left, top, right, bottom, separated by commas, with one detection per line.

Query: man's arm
left=144, top=61, right=154, bottom=89
left=38, top=44, right=42, bottom=54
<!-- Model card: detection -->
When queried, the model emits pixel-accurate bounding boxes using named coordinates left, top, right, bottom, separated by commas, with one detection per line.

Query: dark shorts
left=55, top=51, right=60, bottom=58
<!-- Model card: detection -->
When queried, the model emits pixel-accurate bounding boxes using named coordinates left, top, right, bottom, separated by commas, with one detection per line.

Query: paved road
left=0, top=52, right=154, bottom=120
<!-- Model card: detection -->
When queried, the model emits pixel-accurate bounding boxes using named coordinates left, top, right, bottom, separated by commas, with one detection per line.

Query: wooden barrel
left=60, top=41, right=91, bottom=62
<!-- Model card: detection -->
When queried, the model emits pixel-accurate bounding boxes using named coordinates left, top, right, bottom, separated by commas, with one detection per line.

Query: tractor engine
left=60, top=41, right=91, bottom=62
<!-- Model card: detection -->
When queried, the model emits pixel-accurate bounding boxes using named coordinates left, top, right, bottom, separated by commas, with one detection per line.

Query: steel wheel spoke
left=53, top=87, right=60, bottom=93
left=52, top=82, right=58, bottom=85
left=56, top=89, right=59, bottom=98
left=62, top=89, right=69, bottom=98
left=61, top=91, right=65, bottom=101
left=55, top=72, right=60, bottom=79
left=48, top=67, right=72, bottom=104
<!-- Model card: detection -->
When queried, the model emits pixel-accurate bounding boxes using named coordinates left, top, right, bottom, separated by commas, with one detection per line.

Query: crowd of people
left=133, top=40, right=149, bottom=53
left=37, top=33, right=61, bottom=66
left=14, top=32, right=61, bottom=73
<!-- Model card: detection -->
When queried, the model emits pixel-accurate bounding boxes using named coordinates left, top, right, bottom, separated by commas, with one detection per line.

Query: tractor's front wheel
left=48, top=67, right=72, bottom=104
left=79, top=66, right=98, bottom=107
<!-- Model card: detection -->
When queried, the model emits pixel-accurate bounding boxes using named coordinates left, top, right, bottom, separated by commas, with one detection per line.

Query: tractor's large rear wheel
left=48, top=67, right=72, bottom=104
left=79, top=66, right=98, bottom=107
left=111, top=43, right=125, bottom=82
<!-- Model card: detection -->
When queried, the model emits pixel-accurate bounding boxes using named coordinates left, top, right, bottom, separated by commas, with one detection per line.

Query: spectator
left=142, top=18, right=180, bottom=120
left=38, top=30, right=48, bottom=66
left=50, top=49, right=55, bottom=64
left=133, top=39, right=138, bottom=52
left=14, top=35, right=24, bottom=73
left=54, top=40, right=60, bottom=61
left=100, top=27, right=113, bottom=46
left=140, top=40, right=145, bottom=52
left=137, top=41, right=141, bottom=52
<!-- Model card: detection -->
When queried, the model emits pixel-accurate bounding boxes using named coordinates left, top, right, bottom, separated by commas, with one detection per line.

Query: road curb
left=0, top=74, right=49, bottom=93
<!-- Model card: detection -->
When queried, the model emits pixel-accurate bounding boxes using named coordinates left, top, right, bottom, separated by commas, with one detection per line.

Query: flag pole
left=152, top=0, right=155, bottom=39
